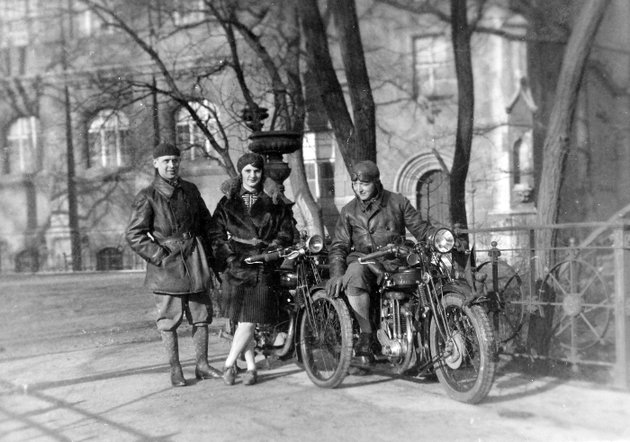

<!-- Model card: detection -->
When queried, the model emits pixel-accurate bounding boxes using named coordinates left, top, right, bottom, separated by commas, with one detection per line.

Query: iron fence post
left=613, top=226, right=630, bottom=389
left=489, top=241, right=500, bottom=294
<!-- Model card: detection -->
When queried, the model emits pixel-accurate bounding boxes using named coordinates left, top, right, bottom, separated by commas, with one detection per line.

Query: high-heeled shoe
left=222, top=365, right=237, bottom=386
left=242, top=370, right=258, bottom=386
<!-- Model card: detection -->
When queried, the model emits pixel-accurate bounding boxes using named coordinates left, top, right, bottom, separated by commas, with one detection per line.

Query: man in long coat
left=126, top=142, right=221, bottom=386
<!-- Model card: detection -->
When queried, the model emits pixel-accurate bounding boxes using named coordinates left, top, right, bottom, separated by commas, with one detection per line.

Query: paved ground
left=1, top=272, right=630, bottom=441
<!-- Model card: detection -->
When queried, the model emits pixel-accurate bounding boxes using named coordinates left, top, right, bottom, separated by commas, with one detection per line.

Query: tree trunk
left=298, top=0, right=371, bottom=169
left=284, top=4, right=324, bottom=237
left=535, top=0, right=610, bottom=275
left=330, top=0, right=376, bottom=162
left=289, top=150, right=324, bottom=237
left=449, top=0, right=474, bottom=230
left=449, top=0, right=474, bottom=271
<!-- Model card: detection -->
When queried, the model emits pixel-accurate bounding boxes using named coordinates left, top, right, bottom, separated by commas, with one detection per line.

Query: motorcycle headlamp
left=432, top=228, right=455, bottom=253
left=306, top=235, right=324, bottom=254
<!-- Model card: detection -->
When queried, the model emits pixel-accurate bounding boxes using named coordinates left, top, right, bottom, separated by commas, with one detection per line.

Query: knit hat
left=237, top=152, right=264, bottom=172
left=351, top=160, right=380, bottom=182
left=153, top=142, right=180, bottom=159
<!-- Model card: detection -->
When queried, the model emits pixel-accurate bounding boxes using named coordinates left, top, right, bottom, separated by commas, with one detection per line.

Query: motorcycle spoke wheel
left=540, top=259, right=612, bottom=356
left=430, top=292, right=496, bottom=404
left=299, top=290, right=353, bottom=388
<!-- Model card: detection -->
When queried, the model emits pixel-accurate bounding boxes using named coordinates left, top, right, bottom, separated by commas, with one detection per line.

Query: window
left=15, top=248, right=39, bottom=273
left=511, top=130, right=534, bottom=203
left=3, top=116, right=39, bottom=175
left=0, top=0, right=32, bottom=47
left=87, top=110, right=130, bottom=169
left=173, top=0, right=206, bottom=26
left=175, top=100, right=219, bottom=161
left=71, top=7, right=113, bottom=38
left=412, top=35, right=456, bottom=100
left=96, top=247, right=123, bottom=271
left=305, top=160, right=334, bottom=199
left=416, top=169, right=449, bottom=224
left=512, top=131, right=533, bottom=186
left=302, top=132, right=335, bottom=199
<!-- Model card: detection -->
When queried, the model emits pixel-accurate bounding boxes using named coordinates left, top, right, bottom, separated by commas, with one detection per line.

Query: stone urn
left=248, top=130, right=302, bottom=188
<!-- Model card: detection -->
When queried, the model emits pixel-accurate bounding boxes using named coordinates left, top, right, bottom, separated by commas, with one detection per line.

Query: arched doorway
left=15, top=249, right=39, bottom=273
left=416, top=169, right=450, bottom=224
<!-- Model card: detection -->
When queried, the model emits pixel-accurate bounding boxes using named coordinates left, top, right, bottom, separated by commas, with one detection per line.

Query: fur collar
left=220, top=176, right=282, bottom=204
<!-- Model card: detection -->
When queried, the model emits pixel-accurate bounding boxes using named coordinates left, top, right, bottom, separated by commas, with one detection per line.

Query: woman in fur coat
left=209, top=153, right=295, bottom=386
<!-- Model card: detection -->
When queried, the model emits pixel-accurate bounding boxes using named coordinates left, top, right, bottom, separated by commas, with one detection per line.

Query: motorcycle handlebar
left=358, top=244, right=399, bottom=263
left=244, top=249, right=285, bottom=264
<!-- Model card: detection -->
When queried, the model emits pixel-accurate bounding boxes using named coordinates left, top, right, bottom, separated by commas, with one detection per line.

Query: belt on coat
left=161, top=232, right=193, bottom=241
left=230, top=236, right=267, bottom=247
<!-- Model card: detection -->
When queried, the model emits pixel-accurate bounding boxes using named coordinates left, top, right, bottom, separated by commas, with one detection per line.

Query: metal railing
left=2, top=222, right=629, bottom=388
left=0, top=243, right=146, bottom=274
left=467, top=221, right=630, bottom=389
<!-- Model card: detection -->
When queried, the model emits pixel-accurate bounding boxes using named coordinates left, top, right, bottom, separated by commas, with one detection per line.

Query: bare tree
left=73, top=0, right=324, bottom=234
left=449, top=0, right=474, bottom=234
left=535, top=0, right=610, bottom=272
left=298, top=0, right=376, bottom=169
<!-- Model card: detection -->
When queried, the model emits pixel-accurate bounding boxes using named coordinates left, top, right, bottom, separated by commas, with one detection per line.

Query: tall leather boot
left=192, top=325, right=222, bottom=379
left=161, top=331, right=186, bottom=387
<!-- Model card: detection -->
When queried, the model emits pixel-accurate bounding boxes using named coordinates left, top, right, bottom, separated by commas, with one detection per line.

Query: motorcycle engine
left=378, top=293, right=411, bottom=357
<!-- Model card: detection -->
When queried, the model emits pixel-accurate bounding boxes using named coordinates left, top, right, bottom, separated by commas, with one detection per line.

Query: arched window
left=96, top=247, right=123, bottom=271
left=416, top=169, right=449, bottom=224
left=87, top=109, right=130, bottom=168
left=15, top=248, right=39, bottom=273
left=3, top=116, right=39, bottom=175
left=511, top=131, right=534, bottom=203
left=175, top=100, right=219, bottom=161
left=512, top=131, right=533, bottom=186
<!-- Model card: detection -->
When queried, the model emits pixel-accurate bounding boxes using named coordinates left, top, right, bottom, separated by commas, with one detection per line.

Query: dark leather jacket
left=209, top=180, right=295, bottom=287
left=126, top=176, right=213, bottom=294
left=328, top=189, right=432, bottom=278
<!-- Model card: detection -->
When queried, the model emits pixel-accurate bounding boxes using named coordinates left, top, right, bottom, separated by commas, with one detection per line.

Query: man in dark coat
left=326, top=160, right=434, bottom=359
left=126, top=142, right=221, bottom=387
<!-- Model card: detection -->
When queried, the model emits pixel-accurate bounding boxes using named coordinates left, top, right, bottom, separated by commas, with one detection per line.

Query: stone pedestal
left=248, top=130, right=302, bottom=194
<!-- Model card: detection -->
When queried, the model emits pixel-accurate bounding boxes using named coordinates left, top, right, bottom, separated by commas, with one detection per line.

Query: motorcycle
left=244, top=233, right=354, bottom=388
left=342, top=227, right=497, bottom=404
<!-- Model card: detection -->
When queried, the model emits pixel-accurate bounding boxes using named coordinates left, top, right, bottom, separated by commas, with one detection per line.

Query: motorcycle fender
left=441, top=280, right=479, bottom=306
left=309, top=284, right=327, bottom=296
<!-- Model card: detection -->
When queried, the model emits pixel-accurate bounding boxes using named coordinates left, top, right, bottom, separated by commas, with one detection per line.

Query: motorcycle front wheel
left=299, top=289, right=353, bottom=388
left=429, top=291, right=497, bottom=404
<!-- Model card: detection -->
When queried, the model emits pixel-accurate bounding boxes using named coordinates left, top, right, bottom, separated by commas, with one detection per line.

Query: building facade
left=0, top=0, right=629, bottom=272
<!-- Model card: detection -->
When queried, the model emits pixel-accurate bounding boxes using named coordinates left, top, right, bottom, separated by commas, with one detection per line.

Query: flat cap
left=153, top=142, right=180, bottom=159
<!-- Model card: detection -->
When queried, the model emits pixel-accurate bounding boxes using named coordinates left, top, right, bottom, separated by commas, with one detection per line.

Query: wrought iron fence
left=0, top=240, right=146, bottom=274
left=2, top=222, right=628, bottom=389
left=467, top=221, right=630, bottom=389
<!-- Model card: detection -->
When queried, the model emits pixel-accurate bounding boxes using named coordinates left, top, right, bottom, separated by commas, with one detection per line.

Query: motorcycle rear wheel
left=429, top=291, right=496, bottom=404
left=299, top=289, right=353, bottom=388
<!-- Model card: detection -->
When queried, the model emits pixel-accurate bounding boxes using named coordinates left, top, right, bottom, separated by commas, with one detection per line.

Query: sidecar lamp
left=433, top=228, right=455, bottom=253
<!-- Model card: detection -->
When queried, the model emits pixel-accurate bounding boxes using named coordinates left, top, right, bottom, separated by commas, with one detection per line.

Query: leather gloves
left=326, top=276, right=343, bottom=298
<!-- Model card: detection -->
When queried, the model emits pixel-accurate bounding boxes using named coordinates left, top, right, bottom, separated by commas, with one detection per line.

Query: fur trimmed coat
left=209, top=177, right=295, bottom=287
